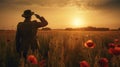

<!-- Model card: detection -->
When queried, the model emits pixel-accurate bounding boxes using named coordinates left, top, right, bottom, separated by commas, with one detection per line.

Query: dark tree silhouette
left=41, top=27, right=51, bottom=31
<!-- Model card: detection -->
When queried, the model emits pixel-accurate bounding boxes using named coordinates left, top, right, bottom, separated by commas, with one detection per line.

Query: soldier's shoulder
left=18, top=22, right=23, bottom=24
left=17, top=22, right=23, bottom=26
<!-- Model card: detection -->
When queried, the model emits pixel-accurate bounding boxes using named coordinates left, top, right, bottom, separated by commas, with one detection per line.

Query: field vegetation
left=0, top=30, right=120, bottom=67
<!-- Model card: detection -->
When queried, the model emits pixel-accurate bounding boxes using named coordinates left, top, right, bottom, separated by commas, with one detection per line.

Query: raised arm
left=34, top=14, right=48, bottom=27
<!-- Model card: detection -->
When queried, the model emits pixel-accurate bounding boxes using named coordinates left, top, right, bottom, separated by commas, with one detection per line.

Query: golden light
left=72, top=17, right=84, bottom=28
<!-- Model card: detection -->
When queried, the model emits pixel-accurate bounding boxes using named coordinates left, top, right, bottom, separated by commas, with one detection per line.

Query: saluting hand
left=35, top=14, right=41, bottom=18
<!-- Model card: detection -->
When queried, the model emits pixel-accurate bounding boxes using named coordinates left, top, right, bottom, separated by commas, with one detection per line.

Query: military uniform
left=16, top=17, right=48, bottom=58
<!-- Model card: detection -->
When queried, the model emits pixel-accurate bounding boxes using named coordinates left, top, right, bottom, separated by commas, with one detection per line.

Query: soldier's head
left=22, top=9, right=34, bottom=18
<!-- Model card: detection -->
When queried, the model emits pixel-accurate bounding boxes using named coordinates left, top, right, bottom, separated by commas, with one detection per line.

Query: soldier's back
left=18, top=22, right=37, bottom=39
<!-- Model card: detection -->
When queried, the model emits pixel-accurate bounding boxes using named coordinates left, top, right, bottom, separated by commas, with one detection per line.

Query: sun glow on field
left=72, top=18, right=84, bottom=28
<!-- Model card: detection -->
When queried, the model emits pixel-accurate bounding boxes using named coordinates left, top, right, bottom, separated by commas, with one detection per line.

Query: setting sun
left=72, top=18, right=84, bottom=28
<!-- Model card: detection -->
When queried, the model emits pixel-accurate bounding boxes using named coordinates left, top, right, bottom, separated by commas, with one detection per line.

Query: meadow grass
left=0, top=30, right=120, bottom=67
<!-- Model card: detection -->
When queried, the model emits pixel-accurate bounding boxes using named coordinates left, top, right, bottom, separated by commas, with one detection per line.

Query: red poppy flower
left=79, top=61, right=90, bottom=67
left=27, top=55, right=38, bottom=64
left=108, top=48, right=114, bottom=54
left=114, top=47, right=120, bottom=55
left=117, top=45, right=120, bottom=47
left=114, top=39, right=119, bottom=43
left=98, top=58, right=108, bottom=67
left=84, top=40, right=95, bottom=48
left=108, top=47, right=120, bottom=56
left=39, top=59, right=46, bottom=67
left=108, top=43, right=115, bottom=48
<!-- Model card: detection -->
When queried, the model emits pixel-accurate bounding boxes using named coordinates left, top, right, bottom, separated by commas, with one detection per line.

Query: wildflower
left=39, top=59, right=46, bottom=67
left=114, top=39, right=119, bottom=43
left=115, top=46, right=120, bottom=50
left=108, top=47, right=120, bottom=56
left=84, top=40, right=95, bottom=48
left=98, top=58, right=108, bottom=67
left=108, top=43, right=115, bottom=48
left=114, top=47, right=120, bottom=55
left=79, top=61, right=90, bottom=67
left=108, top=48, right=114, bottom=54
left=27, top=55, right=38, bottom=64
left=117, top=44, right=120, bottom=47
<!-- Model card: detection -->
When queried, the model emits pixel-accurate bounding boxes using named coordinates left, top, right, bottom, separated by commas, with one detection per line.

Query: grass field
left=0, top=30, right=120, bottom=67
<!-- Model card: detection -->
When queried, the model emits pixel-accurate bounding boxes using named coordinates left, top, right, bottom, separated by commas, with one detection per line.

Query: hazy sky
left=0, top=0, right=120, bottom=29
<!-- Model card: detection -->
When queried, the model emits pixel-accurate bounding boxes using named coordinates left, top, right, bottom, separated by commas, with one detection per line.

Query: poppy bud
left=79, top=61, right=90, bottom=67
left=108, top=47, right=120, bottom=56
left=27, top=55, right=38, bottom=64
left=108, top=43, right=115, bottom=48
left=98, top=58, right=108, bottom=67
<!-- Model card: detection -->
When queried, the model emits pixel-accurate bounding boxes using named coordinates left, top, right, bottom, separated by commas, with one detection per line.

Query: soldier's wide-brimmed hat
left=22, top=9, right=34, bottom=18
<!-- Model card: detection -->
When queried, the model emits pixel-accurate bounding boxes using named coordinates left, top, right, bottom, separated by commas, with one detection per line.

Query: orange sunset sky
left=0, top=0, right=120, bottom=30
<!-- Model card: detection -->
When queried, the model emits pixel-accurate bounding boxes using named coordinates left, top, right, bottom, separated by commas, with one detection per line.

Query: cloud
left=0, top=0, right=70, bottom=6
left=0, top=0, right=120, bottom=11
left=86, top=0, right=120, bottom=10
left=0, top=0, right=72, bottom=11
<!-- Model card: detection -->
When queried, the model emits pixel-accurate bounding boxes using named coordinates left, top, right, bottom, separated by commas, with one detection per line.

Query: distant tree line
left=1, top=27, right=120, bottom=31
left=41, top=27, right=51, bottom=31
left=65, top=27, right=120, bottom=31
left=40, top=27, right=120, bottom=31
left=65, top=26, right=110, bottom=31
left=0, top=27, right=120, bottom=31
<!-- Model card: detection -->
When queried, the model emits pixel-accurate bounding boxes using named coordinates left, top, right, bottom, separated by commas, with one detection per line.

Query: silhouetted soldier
left=15, top=9, right=48, bottom=61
